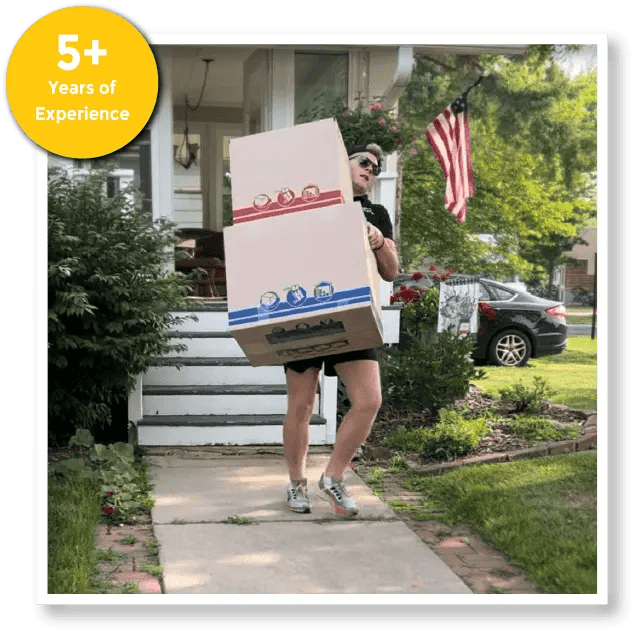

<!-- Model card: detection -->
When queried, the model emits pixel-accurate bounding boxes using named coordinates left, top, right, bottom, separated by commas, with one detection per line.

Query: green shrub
left=505, top=414, right=581, bottom=443
left=382, top=330, right=485, bottom=412
left=382, top=278, right=485, bottom=413
left=498, top=375, right=557, bottom=413
left=49, top=428, right=155, bottom=525
left=48, top=167, right=194, bottom=443
left=384, top=409, right=490, bottom=461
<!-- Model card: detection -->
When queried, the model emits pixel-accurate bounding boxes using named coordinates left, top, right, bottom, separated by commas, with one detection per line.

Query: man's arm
left=367, top=223, right=399, bottom=281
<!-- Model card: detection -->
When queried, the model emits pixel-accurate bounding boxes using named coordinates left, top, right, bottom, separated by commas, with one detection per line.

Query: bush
left=382, top=272, right=485, bottom=412
left=48, top=167, right=193, bottom=443
left=49, top=428, right=155, bottom=524
left=383, top=330, right=483, bottom=412
left=498, top=375, right=557, bottom=413
left=384, top=409, right=490, bottom=461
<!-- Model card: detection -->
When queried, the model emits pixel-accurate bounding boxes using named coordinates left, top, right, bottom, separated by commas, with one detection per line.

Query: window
left=93, top=129, right=152, bottom=217
left=106, top=176, right=120, bottom=198
left=489, top=284, right=516, bottom=301
left=294, top=52, right=348, bottom=124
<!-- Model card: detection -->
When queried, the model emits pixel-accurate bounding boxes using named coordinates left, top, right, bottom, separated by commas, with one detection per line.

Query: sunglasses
left=354, top=155, right=381, bottom=176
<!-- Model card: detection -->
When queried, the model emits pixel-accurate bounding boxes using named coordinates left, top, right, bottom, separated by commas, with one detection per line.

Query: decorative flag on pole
left=425, top=92, right=475, bottom=223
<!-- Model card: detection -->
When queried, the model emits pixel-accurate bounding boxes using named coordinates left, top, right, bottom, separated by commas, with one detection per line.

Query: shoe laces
left=289, top=481, right=307, bottom=500
left=326, top=478, right=348, bottom=502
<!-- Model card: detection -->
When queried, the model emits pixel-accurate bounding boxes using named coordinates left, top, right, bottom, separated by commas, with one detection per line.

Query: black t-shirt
left=355, top=195, right=393, bottom=241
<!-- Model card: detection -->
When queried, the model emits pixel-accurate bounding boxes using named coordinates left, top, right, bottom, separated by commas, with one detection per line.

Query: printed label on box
left=229, top=285, right=372, bottom=327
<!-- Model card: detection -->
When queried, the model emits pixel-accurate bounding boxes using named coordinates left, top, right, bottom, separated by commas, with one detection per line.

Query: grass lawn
left=567, top=305, right=595, bottom=325
left=475, top=336, right=597, bottom=410
left=402, top=451, right=597, bottom=594
left=48, top=471, right=101, bottom=593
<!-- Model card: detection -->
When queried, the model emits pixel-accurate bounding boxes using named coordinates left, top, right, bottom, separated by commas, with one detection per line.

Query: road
left=567, top=323, right=597, bottom=336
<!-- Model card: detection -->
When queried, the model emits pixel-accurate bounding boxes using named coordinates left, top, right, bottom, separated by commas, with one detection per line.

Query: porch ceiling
left=165, top=44, right=528, bottom=109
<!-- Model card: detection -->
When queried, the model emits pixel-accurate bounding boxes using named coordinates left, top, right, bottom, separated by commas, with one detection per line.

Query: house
left=51, top=43, right=527, bottom=447
left=557, top=227, right=597, bottom=304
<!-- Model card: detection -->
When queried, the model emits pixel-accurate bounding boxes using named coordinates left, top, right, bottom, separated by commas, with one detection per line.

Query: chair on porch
left=175, top=229, right=227, bottom=298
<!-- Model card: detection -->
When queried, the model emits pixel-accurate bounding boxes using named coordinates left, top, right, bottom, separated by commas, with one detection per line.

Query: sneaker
left=318, top=473, right=360, bottom=517
left=286, top=479, right=311, bottom=513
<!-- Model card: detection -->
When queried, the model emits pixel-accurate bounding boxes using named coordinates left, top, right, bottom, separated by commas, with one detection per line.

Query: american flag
left=425, top=94, right=475, bottom=222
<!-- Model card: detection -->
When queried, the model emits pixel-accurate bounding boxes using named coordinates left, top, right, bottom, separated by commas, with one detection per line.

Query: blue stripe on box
left=229, top=286, right=372, bottom=327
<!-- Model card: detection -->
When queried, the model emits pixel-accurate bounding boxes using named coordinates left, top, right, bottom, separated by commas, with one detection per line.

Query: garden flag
left=425, top=93, right=475, bottom=223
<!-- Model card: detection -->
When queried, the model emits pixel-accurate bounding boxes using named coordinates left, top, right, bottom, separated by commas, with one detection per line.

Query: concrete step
left=137, top=414, right=328, bottom=446
left=143, top=362, right=285, bottom=386
left=165, top=332, right=244, bottom=357
left=170, top=306, right=229, bottom=333
left=142, top=391, right=311, bottom=417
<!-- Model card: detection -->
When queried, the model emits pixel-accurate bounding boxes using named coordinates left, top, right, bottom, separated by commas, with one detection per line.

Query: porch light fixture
left=174, top=58, right=213, bottom=169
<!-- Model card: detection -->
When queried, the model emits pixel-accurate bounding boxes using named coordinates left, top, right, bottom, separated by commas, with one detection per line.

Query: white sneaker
left=286, top=479, right=311, bottom=513
left=318, top=473, right=360, bottom=517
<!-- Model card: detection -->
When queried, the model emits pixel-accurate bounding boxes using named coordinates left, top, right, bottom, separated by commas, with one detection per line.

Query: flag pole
left=463, top=75, right=485, bottom=97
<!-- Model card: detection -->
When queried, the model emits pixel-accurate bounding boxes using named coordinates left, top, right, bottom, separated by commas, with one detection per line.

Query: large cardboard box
left=224, top=203, right=382, bottom=366
left=229, top=119, right=353, bottom=224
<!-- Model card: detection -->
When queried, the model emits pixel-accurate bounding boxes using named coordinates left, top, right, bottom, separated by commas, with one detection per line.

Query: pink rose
left=378, top=118, right=386, bottom=125
left=390, top=125, right=398, bottom=133
left=369, top=102, right=382, bottom=111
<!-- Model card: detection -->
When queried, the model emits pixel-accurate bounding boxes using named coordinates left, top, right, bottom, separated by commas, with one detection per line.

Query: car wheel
left=489, top=329, right=532, bottom=367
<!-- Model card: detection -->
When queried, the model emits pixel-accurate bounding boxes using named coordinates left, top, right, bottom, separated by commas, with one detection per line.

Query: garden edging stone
left=402, top=411, right=597, bottom=477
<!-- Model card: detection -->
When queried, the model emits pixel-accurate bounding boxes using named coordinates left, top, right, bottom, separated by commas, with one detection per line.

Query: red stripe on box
left=233, top=190, right=345, bottom=223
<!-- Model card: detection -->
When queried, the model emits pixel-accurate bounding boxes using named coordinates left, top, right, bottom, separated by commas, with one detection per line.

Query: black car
left=393, top=274, right=567, bottom=367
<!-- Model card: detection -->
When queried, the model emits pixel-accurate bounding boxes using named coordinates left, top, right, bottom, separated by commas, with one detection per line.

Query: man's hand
left=367, top=222, right=385, bottom=251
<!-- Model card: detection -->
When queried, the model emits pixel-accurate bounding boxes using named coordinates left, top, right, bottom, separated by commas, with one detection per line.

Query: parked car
left=393, top=274, right=567, bottom=367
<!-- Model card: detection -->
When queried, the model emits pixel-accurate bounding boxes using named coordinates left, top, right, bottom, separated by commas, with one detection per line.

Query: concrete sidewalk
left=147, top=448, right=472, bottom=595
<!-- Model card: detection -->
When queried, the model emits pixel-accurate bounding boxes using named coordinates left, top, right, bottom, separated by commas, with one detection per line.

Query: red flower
left=390, top=294, right=398, bottom=304
left=369, top=102, right=382, bottom=111
left=412, top=271, right=424, bottom=280
left=478, top=302, right=496, bottom=320
left=429, top=264, right=437, bottom=271
left=102, top=506, right=115, bottom=516
left=432, top=273, right=441, bottom=281
left=397, top=286, right=421, bottom=304
left=440, top=275, right=449, bottom=282
left=445, top=267, right=454, bottom=274
left=105, top=491, right=114, bottom=497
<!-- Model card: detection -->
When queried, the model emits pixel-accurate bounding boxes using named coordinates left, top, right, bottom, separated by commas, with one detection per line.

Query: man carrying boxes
left=224, top=120, right=399, bottom=516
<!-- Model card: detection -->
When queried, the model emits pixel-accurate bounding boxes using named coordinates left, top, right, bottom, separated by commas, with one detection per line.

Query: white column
left=271, top=49, right=295, bottom=130
left=150, top=47, right=174, bottom=222
left=375, top=167, right=398, bottom=306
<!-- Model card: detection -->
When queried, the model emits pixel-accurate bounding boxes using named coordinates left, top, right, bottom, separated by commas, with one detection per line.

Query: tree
left=398, top=46, right=597, bottom=282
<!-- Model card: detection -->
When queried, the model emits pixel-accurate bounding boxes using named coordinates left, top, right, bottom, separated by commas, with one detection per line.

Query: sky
left=556, top=44, right=598, bottom=78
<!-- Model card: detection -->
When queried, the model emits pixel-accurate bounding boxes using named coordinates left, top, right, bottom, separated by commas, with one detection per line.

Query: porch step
left=143, top=384, right=288, bottom=396
left=139, top=414, right=325, bottom=426
left=152, top=356, right=252, bottom=366
left=136, top=304, right=332, bottom=446
left=137, top=414, right=327, bottom=446
left=165, top=332, right=243, bottom=357
left=142, top=382, right=318, bottom=417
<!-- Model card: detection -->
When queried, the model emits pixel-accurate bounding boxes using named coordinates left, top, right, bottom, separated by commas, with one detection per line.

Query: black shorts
left=283, top=348, right=382, bottom=377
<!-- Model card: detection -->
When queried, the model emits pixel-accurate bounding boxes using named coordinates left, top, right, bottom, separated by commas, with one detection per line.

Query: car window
left=488, top=284, right=516, bottom=300
left=478, top=283, right=491, bottom=300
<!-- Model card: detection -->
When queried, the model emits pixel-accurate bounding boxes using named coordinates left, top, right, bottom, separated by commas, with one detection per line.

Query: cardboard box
left=229, top=119, right=353, bottom=224
left=224, top=203, right=382, bottom=366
